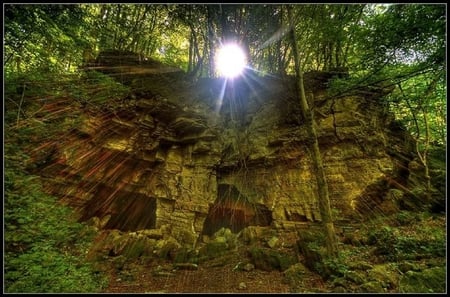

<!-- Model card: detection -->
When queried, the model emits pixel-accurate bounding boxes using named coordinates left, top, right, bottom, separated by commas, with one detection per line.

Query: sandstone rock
left=39, top=64, right=419, bottom=248
left=140, top=229, right=163, bottom=239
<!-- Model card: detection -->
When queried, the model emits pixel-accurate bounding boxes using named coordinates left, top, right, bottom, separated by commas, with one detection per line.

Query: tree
left=4, top=4, right=90, bottom=74
left=337, top=4, right=446, bottom=203
left=394, top=70, right=445, bottom=203
left=287, top=5, right=338, bottom=257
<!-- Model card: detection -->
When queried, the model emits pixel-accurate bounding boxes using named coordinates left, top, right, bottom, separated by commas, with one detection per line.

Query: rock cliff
left=40, top=51, right=416, bottom=245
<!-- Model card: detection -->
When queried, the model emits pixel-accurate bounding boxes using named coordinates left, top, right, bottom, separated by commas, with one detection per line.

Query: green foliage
left=314, top=250, right=351, bottom=280
left=355, top=4, right=445, bottom=70
left=4, top=142, right=108, bottom=292
left=5, top=249, right=107, bottom=293
left=326, top=4, right=446, bottom=154
left=4, top=4, right=90, bottom=75
left=395, top=211, right=418, bottom=226
left=399, top=267, right=446, bottom=293
left=386, top=71, right=446, bottom=146
left=367, top=226, right=397, bottom=257
left=3, top=65, right=133, bottom=292
left=365, top=219, right=445, bottom=262
left=3, top=67, right=129, bottom=292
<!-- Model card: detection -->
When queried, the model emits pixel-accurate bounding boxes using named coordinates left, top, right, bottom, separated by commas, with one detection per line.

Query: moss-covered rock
left=248, top=247, right=297, bottom=271
left=122, top=237, right=155, bottom=259
left=367, top=264, right=398, bottom=290
left=172, top=228, right=198, bottom=247
left=296, top=229, right=327, bottom=273
left=332, top=286, right=348, bottom=293
left=267, top=236, right=279, bottom=248
left=344, top=270, right=366, bottom=285
left=359, top=281, right=385, bottom=293
left=173, top=247, right=198, bottom=264
left=348, top=260, right=373, bottom=271
left=198, top=241, right=228, bottom=261
left=212, top=227, right=238, bottom=250
left=112, top=255, right=128, bottom=270
left=238, top=226, right=269, bottom=245
left=156, top=237, right=181, bottom=260
left=399, top=267, right=446, bottom=293
left=283, top=263, right=309, bottom=283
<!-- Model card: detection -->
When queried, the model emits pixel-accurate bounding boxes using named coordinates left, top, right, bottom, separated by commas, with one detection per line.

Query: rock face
left=42, top=51, right=416, bottom=245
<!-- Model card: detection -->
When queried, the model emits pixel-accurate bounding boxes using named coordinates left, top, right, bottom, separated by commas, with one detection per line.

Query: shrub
left=366, top=221, right=445, bottom=261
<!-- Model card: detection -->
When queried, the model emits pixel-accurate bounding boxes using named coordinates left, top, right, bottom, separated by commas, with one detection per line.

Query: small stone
left=239, top=282, right=247, bottom=290
left=333, top=286, right=347, bottom=293
left=173, top=263, right=198, bottom=270
left=243, top=263, right=255, bottom=272
left=152, top=271, right=176, bottom=277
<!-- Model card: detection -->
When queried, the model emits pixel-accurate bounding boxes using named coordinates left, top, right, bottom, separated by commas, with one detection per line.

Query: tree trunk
left=207, top=6, right=216, bottom=77
left=287, top=6, right=338, bottom=257
left=188, top=32, right=193, bottom=73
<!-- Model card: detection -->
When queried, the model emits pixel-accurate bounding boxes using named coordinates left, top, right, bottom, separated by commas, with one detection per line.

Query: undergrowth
left=3, top=70, right=117, bottom=293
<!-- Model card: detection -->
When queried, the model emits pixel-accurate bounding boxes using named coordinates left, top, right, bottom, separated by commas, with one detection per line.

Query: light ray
left=257, top=25, right=291, bottom=50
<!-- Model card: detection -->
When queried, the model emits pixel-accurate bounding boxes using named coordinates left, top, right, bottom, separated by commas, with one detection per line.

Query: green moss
left=399, top=267, right=446, bottom=293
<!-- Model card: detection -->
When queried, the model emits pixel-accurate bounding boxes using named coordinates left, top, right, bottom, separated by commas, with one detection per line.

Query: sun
left=216, top=43, right=247, bottom=78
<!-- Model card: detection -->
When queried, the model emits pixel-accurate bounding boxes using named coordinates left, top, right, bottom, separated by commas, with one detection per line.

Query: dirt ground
left=103, top=252, right=327, bottom=293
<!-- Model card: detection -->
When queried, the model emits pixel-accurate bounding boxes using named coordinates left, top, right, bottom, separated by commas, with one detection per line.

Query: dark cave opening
left=202, top=184, right=272, bottom=236
left=81, top=184, right=157, bottom=231
left=104, top=194, right=157, bottom=231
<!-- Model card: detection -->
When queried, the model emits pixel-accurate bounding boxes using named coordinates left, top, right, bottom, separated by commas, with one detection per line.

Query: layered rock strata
left=40, top=52, right=415, bottom=245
